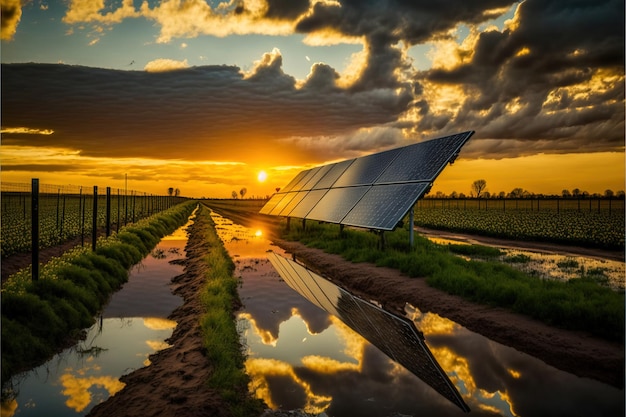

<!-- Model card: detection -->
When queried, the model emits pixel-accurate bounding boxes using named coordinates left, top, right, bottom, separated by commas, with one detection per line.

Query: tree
left=604, top=189, right=614, bottom=198
left=572, top=188, right=581, bottom=197
left=471, top=179, right=487, bottom=198
left=232, top=190, right=238, bottom=199
left=167, top=187, right=174, bottom=196
left=239, top=187, right=247, bottom=199
left=509, top=188, right=525, bottom=198
left=562, top=189, right=571, bottom=198
left=174, top=188, right=180, bottom=197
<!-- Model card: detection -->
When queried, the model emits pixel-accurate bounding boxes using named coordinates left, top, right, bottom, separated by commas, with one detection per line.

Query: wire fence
left=417, top=197, right=624, bottom=214
left=1, top=180, right=188, bottom=266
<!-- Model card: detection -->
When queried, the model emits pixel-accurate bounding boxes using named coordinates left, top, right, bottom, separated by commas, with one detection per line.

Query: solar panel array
left=260, top=131, right=474, bottom=230
left=267, top=251, right=470, bottom=413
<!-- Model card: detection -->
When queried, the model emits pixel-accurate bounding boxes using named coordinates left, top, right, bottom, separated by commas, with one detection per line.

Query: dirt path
left=87, top=215, right=232, bottom=417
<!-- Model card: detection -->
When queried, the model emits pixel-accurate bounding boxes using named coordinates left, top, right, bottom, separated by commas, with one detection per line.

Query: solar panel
left=306, top=186, right=370, bottom=224
left=301, top=164, right=333, bottom=191
left=291, top=167, right=320, bottom=192
left=312, top=159, right=355, bottom=190
left=280, top=170, right=309, bottom=193
left=259, top=131, right=473, bottom=231
left=268, top=192, right=298, bottom=216
left=259, top=193, right=286, bottom=215
left=267, top=252, right=470, bottom=413
left=333, top=147, right=402, bottom=187
left=376, top=132, right=472, bottom=184
left=287, top=189, right=328, bottom=218
left=277, top=191, right=309, bottom=216
left=342, top=183, right=430, bottom=230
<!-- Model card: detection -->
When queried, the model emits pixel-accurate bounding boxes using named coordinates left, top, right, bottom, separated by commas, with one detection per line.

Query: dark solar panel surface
left=333, top=147, right=402, bottom=187
left=259, top=131, right=473, bottom=231
left=267, top=252, right=470, bottom=413
left=306, top=186, right=369, bottom=224
left=376, top=132, right=472, bottom=184
left=342, top=183, right=430, bottom=230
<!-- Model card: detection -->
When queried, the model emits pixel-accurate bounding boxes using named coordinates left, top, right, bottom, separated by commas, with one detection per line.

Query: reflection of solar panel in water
left=342, top=183, right=430, bottom=230
left=306, top=186, right=369, bottom=224
left=333, top=147, right=402, bottom=187
left=259, top=131, right=474, bottom=231
left=267, top=252, right=470, bottom=413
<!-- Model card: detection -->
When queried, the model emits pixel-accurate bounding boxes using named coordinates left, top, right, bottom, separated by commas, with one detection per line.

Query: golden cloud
left=60, top=373, right=125, bottom=412
left=144, top=58, right=189, bottom=72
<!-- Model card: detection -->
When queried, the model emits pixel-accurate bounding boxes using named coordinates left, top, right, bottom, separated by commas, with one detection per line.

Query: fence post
left=81, top=187, right=85, bottom=246
left=31, top=179, right=39, bottom=281
left=106, top=187, right=111, bottom=237
left=92, top=186, right=98, bottom=251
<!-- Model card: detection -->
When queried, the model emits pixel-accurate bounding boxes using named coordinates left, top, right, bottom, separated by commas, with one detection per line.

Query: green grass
left=1, top=201, right=197, bottom=383
left=194, top=204, right=265, bottom=417
left=282, top=221, right=625, bottom=341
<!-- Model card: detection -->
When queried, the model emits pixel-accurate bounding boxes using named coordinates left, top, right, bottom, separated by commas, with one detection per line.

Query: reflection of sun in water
left=255, top=230, right=263, bottom=237
left=257, top=170, right=267, bottom=182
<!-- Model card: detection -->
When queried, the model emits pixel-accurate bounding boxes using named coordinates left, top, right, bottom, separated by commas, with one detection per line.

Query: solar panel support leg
left=339, top=224, right=345, bottom=237
left=378, top=230, right=386, bottom=250
left=302, top=218, right=306, bottom=231
left=409, top=204, right=414, bottom=248
left=286, top=217, right=291, bottom=231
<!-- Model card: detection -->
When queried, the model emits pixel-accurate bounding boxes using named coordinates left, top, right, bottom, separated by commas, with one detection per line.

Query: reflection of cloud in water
left=143, top=317, right=177, bottom=330
left=410, top=305, right=624, bottom=417
left=0, top=398, right=17, bottom=417
left=246, top=358, right=332, bottom=414
left=146, top=340, right=171, bottom=351
left=60, top=373, right=124, bottom=412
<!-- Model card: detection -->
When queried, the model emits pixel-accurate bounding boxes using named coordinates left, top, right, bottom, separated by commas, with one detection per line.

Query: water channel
left=212, top=211, right=624, bottom=417
left=1, top=215, right=194, bottom=417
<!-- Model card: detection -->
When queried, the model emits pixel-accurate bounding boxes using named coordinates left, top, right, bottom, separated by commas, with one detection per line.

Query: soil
left=4, top=206, right=624, bottom=417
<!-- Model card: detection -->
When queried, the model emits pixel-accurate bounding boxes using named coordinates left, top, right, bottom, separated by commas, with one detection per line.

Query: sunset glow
left=1, top=1, right=623, bottom=198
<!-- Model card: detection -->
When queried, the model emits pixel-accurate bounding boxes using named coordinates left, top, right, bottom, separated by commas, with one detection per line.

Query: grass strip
left=194, top=204, right=265, bottom=416
left=282, top=221, right=625, bottom=342
left=1, top=201, right=197, bottom=384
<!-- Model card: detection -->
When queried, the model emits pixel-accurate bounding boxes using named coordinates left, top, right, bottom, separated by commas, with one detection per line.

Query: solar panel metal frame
left=259, top=131, right=474, bottom=231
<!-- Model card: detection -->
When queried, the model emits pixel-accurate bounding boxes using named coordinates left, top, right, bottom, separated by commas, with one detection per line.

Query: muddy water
left=212, top=211, right=624, bottom=417
left=0, top=216, right=194, bottom=417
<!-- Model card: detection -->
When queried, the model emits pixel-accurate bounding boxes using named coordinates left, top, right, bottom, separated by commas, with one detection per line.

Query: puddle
left=211, top=210, right=624, bottom=417
left=1, top=212, right=195, bottom=417
left=426, top=236, right=625, bottom=291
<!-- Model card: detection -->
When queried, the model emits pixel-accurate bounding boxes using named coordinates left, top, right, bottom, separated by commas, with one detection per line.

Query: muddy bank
left=88, top=216, right=230, bottom=417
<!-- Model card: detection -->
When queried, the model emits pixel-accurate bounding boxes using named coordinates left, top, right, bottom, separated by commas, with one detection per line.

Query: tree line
left=428, top=179, right=626, bottom=199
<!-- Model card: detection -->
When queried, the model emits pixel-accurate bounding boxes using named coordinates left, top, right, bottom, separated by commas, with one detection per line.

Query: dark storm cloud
left=263, top=0, right=309, bottom=20
left=417, top=0, right=625, bottom=157
left=1, top=59, right=412, bottom=162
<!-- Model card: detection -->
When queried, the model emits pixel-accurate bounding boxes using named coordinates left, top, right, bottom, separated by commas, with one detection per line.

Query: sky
left=1, top=0, right=624, bottom=199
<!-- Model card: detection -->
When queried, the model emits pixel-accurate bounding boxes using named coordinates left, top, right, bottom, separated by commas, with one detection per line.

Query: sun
left=257, top=170, right=267, bottom=182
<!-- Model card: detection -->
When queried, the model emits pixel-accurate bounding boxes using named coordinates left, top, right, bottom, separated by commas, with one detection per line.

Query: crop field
left=1, top=183, right=185, bottom=258
left=412, top=201, right=624, bottom=250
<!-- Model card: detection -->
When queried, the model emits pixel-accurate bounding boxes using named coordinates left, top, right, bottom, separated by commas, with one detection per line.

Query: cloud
left=414, top=0, right=625, bottom=155
left=144, top=58, right=190, bottom=72
left=1, top=55, right=411, bottom=164
left=1, top=0, right=21, bottom=40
